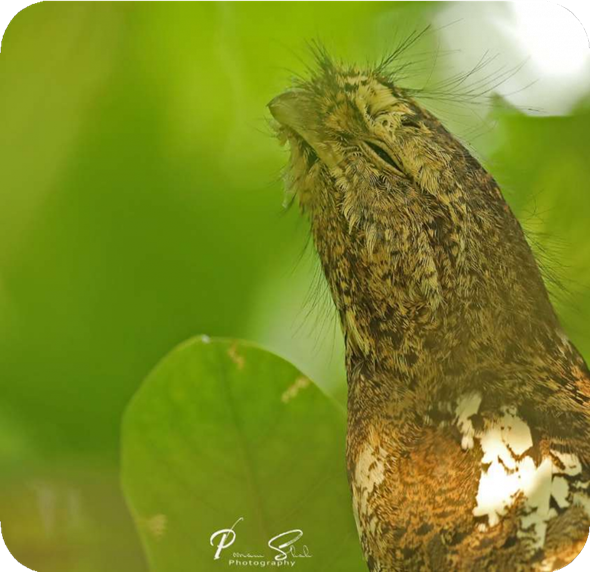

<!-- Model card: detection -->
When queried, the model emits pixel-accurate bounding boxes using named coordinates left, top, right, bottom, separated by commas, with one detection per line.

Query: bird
left=268, top=48, right=590, bottom=571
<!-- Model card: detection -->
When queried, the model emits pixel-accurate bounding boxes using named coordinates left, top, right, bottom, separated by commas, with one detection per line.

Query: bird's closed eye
left=365, top=141, right=405, bottom=175
left=400, top=116, right=421, bottom=129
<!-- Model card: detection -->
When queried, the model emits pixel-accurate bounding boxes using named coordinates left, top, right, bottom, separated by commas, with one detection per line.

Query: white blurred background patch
left=436, top=1, right=590, bottom=115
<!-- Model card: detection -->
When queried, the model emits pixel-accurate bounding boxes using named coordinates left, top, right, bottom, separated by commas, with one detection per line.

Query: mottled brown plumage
left=269, top=51, right=590, bottom=571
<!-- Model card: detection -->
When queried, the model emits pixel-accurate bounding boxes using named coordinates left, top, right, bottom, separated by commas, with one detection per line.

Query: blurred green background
left=1, top=2, right=589, bottom=571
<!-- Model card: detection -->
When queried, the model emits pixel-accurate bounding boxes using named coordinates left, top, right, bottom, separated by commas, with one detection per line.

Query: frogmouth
left=269, top=53, right=590, bottom=571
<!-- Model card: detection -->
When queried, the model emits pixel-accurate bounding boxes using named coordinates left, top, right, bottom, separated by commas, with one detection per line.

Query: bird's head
left=268, top=56, right=462, bottom=221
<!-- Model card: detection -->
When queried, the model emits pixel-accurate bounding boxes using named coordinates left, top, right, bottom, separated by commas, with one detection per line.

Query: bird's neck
left=309, top=189, right=561, bottom=416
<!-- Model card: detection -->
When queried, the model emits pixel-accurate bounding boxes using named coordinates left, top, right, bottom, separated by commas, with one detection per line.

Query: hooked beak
left=268, top=91, right=338, bottom=168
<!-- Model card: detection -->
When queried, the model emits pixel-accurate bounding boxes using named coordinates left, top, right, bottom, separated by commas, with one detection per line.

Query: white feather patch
left=454, top=395, right=589, bottom=549
left=352, top=443, right=388, bottom=536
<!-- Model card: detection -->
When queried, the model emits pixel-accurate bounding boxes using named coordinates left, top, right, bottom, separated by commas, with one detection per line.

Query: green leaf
left=121, top=336, right=366, bottom=572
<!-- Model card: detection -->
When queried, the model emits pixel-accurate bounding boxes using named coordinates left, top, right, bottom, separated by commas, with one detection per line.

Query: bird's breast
left=348, top=392, right=590, bottom=571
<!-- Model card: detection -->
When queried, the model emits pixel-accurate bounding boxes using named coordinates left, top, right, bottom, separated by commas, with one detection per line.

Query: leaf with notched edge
left=121, top=337, right=365, bottom=571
